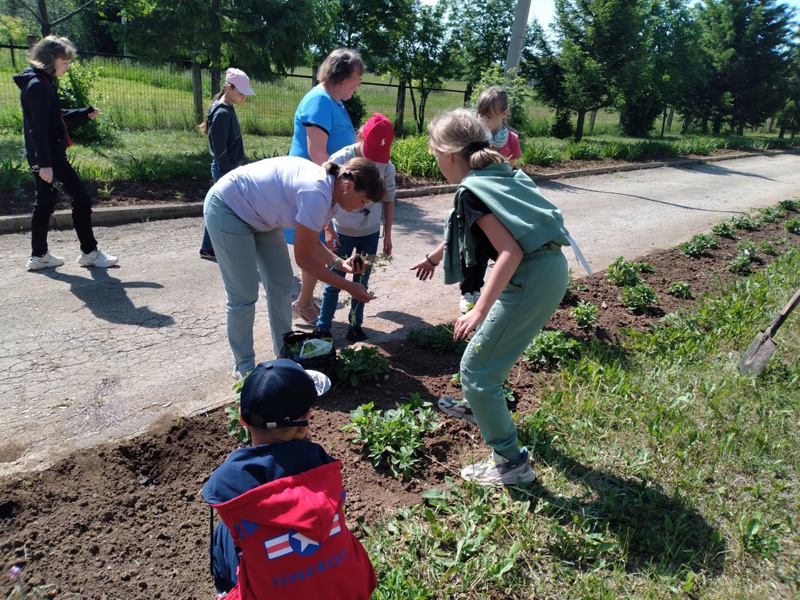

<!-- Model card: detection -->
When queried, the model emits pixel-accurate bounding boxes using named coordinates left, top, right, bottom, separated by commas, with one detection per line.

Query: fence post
left=9, top=39, right=16, bottom=70
left=191, top=56, right=204, bottom=126
left=312, top=66, right=318, bottom=88
left=395, top=81, right=406, bottom=136
left=589, top=110, right=597, bottom=133
left=27, top=34, right=37, bottom=49
left=463, top=83, right=472, bottom=107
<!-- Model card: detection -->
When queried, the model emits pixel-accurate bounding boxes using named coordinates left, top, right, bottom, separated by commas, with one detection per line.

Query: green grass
left=364, top=243, right=800, bottom=599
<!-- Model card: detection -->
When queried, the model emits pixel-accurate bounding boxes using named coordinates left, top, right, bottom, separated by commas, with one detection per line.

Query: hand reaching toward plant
left=453, top=306, right=486, bottom=341
left=347, top=281, right=374, bottom=303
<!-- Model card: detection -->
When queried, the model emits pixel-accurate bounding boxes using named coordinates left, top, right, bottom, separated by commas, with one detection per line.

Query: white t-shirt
left=213, top=156, right=340, bottom=232
left=328, top=145, right=396, bottom=237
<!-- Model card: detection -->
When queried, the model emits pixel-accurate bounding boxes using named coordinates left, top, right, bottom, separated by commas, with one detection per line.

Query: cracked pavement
left=2, top=153, right=800, bottom=476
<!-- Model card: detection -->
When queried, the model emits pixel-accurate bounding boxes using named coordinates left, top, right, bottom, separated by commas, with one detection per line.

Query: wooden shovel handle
left=767, top=287, right=800, bottom=337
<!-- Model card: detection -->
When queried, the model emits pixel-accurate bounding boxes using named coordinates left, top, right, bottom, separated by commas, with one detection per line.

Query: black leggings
left=31, top=156, right=97, bottom=257
left=459, top=251, right=492, bottom=295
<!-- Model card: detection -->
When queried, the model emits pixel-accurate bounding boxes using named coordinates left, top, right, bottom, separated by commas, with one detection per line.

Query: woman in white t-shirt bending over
left=204, top=156, right=385, bottom=379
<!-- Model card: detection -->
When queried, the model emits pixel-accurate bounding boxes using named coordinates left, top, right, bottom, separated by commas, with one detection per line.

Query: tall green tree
left=697, top=0, right=795, bottom=135
left=523, top=0, right=644, bottom=141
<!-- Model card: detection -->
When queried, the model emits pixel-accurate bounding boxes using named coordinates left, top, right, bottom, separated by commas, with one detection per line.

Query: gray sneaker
left=27, top=252, right=65, bottom=270
left=438, top=396, right=477, bottom=424
left=460, top=447, right=536, bottom=487
left=78, top=248, right=118, bottom=268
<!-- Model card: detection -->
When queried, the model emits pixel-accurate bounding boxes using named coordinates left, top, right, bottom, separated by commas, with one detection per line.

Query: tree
left=523, top=0, right=644, bottom=141
left=385, top=1, right=456, bottom=134
left=14, top=0, right=96, bottom=37
left=697, top=0, right=795, bottom=135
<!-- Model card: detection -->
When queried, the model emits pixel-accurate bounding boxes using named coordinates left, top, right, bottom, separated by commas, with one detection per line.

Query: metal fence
left=0, top=46, right=469, bottom=137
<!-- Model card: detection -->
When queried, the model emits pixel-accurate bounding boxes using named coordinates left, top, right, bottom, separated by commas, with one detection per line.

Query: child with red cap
left=316, top=113, right=397, bottom=342
left=202, top=359, right=376, bottom=599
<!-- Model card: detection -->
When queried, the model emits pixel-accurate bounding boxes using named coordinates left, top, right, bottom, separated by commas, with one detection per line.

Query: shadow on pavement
left=41, top=268, right=175, bottom=328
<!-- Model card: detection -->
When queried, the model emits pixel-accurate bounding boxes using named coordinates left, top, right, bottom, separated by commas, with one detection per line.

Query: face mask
left=490, top=126, right=509, bottom=149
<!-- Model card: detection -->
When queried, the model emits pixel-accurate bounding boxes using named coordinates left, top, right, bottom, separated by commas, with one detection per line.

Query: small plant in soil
left=712, top=221, right=736, bottom=239
left=344, top=252, right=393, bottom=325
left=7, top=565, right=53, bottom=599
left=408, top=323, right=468, bottom=355
left=759, top=206, right=785, bottom=223
left=631, top=261, right=655, bottom=274
left=680, top=233, right=719, bottom=258
left=777, top=236, right=788, bottom=244
left=97, top=182, right=115, bottom=202
left=336, top=346, right=390, bottom=387
left=667, top=281, right=693, bottom=299
left=784, top=217, right=800, bottom=235
left=562, top=268, right=588, bottom=303
left=778, top=198, right=799, bottom=212
left=225, top=377, right=251, bottom=443
left=571, top=300, right=599, bottom=330
left=451, top=372, right=516, bottom=404
left=730, top=215, right=761, bottom=231
left=342, top=393, right=439, bottom=478
left=736, top=240, right=758, bottom=260
left=621, top=283, right=658, bottom=313
left=757, top=241, right=778, bottom=256
left=728, top=253, right=752, bottom=275
left=606, top=257, right=644, bottom=287
left=523, top=330, right=584, bottom=368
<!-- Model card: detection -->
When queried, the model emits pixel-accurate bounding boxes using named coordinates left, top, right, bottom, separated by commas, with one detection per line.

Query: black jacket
left=13, top=67, right=93, bottom=168
left=207, top=100, right=245, bottom=176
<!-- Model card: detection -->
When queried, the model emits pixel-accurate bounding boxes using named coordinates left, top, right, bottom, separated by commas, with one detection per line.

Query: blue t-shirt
left=289, top=86, right=356, bottom=160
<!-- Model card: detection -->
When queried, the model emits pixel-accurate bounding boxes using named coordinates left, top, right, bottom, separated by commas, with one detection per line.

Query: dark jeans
left=31, top=156, right=97, bottom=257
left=459, top=251, right=491, bottom=295
left=200, top=161, right=222, bottom=252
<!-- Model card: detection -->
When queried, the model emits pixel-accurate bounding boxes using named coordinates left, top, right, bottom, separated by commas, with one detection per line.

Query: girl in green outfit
left=412, top=109, right=570, bottom=487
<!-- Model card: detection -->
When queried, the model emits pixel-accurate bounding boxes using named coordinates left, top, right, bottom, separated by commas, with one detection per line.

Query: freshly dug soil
left=1, top=213, right=797, bottom=598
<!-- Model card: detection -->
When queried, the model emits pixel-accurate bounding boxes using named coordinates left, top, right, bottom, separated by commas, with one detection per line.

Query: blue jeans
left=200, top=161, right=222, bottom=252
left=204, top=190, right=293, bottom=372
left=316, top=231, right=379, bottom=331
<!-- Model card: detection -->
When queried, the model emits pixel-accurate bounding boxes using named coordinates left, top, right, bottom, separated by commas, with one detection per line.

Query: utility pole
left=504, top=0, right=532, bottom=77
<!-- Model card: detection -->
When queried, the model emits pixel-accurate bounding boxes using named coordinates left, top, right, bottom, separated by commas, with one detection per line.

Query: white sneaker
left=460, top=448, right=536, bottom=487
left=77, top=248, right=118, bottom=268
left=459, top=293, right=473, bottom=314
left=27, top=252, right=65, bottom=270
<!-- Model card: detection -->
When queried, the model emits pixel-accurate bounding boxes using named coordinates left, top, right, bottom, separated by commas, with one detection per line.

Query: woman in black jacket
left=13, top=36, right=117, bottom=270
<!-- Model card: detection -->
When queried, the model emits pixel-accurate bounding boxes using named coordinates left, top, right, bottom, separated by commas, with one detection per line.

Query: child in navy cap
left=202, top=359, right=376, bottom=599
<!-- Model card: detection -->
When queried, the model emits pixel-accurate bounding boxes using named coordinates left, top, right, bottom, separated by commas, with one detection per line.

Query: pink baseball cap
left=361, top=113, right=394, bottom=163
left=225, top=68, right=255, bottom=96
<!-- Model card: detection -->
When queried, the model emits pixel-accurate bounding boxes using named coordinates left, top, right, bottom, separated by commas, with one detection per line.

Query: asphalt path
left=2, top=153, right=800, bottom=476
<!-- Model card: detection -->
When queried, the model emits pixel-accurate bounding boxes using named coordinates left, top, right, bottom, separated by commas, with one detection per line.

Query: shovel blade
left=738, top=332, right=777, bottom=376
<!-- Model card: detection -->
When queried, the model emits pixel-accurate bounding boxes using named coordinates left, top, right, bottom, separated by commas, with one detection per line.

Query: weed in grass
left=407, top=323, right=468, bottom=355
left=523, top=330, right=583, bottom=368
left=778, top=198, right=799, bottom=212
left=342, top=393, right=439, bottom=478
left=730, top=214, right=761, bottom=230
left=784, top=217, right=800, bottom=234
left=739, top=511, right=785, bottom=558
left=606, top=256, right=644, bottom=286
left=712, top=221, right=736, bottom=239
left=621, top=283, right=658, bottom=313
left=728, top=253, right=752, bottom=275
left=758, top=240, right=778, bottom=256
left=571, top=300, right=599, bottom=330
left=336, top=346, right=390, bottom=387
left=667, top=281, right=693, bottom=299
left=680, top=233, right=719, bottom=257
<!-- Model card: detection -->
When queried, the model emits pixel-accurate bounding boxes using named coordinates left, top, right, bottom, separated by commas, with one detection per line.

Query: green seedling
left=680, top=234, right=719, bottom=258
left=711, top=221, right=735, bottom=239
left=621, top=283, right=658, bottom=313
left=523, top=330, right=584, bottom=368
left=336, top=346, right=390, bottom=387
left=730, top=215, right=761, bottom=231
left=408, top=323, right=468, bottom=355
left=736, top=240, right=758, bottom=261
left=346, top=252, right=393, bottom=326
left=606, top=256, right=644, bottom=287
left=778, top=198, right=799, bottom=212
left=728, top=253, right=752, bottom=275
left=571, top=300, right=599, bottom=330
left=757, top=241, right=778, bottom=256
left=562, top=268, right=589, bottom=303
left=667, top=281, right=693, bottom=299
left=784, top=217, right=800, bottom=234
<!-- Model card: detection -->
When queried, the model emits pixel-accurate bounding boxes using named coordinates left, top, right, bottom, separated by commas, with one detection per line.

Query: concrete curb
left=0, top=150, right=785, bottom=234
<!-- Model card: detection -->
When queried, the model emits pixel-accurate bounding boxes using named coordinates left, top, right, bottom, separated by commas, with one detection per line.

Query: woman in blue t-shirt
left=288, top=48, right=364, bottom=324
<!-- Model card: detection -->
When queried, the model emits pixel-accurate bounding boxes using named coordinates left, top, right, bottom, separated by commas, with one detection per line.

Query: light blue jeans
left=461, top=247, right=568, bottom=460
left=204, top=190, right=293, bottom=374
left=200, top=161, right=222, bottom=252
left=316, top=231, right=380, bottom=331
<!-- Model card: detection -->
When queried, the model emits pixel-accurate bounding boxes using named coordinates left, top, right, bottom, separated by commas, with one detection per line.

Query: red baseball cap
left=361, top=113, right=394, bottom=163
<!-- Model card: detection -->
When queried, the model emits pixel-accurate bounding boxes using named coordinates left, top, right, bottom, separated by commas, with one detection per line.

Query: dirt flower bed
left=1, top=211, right=798, bottom=598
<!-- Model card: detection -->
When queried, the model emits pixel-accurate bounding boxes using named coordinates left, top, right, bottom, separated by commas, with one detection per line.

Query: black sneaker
left=199, top=248, right=217, bottom=262
left=346, top=326, right=368, bottom=342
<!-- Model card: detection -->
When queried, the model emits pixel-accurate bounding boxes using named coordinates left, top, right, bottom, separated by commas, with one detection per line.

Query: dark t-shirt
left=461, top=189, right=499, bottom=262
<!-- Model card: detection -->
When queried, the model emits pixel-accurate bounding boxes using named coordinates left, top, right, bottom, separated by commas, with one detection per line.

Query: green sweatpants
left=460, top=247, right=568, bottom=460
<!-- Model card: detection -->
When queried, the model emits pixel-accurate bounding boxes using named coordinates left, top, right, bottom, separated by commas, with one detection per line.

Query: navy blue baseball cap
left=240, top=359, right=330, bottom=429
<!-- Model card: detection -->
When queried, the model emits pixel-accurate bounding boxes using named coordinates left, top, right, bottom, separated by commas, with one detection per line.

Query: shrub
left=523, top=331, right=583, bottom=368
left=680, top=234, right=719, bottom=257
left=729, top=254, right=752, bottom=275
left=550, top=109, right=574, bottom=139
left=606, top=256, right=643, bottom=287
left=342, top=393, right=439, bottom=478
left=390, top=135, right=442, bottom=179
left=758, top=241, right=778, bottom=256
left=784, top=217, right=800, bottom=234
left=667, top=281, right=693, bottom=299
left=470, top=66, right=532, bottom=133
left=56, top=59, right=116, bottom=144
left=621, top=284, right=658, bottom=313
left=343, top=92, right=366, bottom=128
left=711, top=221, right=735, bottom=239
left=571, top=301, right=599, bottom=330
left=521, top=140, right=562, bottom=166
left=336, top=346, right=390, bottom=387
left=566, top=141, right=602, bottom=160
left=408, top=323, right=468, bottom=355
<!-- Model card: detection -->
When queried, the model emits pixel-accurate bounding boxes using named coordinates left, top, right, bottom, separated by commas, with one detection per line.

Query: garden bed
left=1, top=207, right=798, bottom=598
